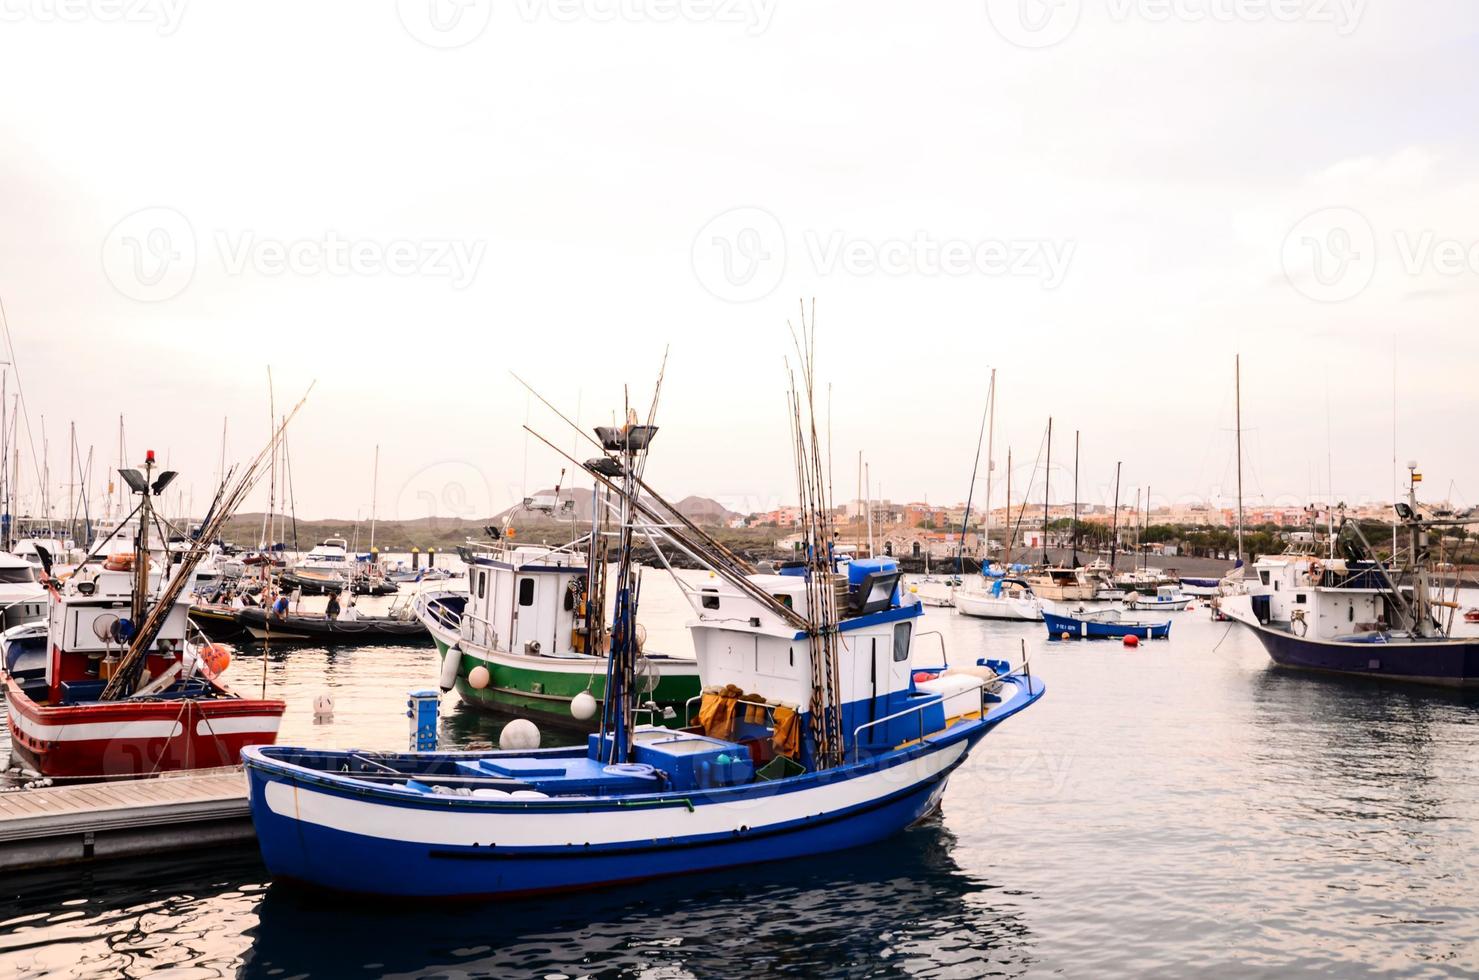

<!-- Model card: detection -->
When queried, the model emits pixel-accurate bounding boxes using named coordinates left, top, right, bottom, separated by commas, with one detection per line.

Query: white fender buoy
left=570, top=690, right=597, bottom=721
left=439, top=646, right=462, bottom=691
left=500, top=718, right=540, bottom=750
left=312, top=693, right=334, bottom=721
left=468, top=665, right=491, bottom=690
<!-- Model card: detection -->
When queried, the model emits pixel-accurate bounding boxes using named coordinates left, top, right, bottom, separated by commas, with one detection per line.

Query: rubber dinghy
left=236, top=607, right=428, bottom=643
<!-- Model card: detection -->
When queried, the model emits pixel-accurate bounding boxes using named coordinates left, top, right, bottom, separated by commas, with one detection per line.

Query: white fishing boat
left=280, top=537, right=355, bottom=594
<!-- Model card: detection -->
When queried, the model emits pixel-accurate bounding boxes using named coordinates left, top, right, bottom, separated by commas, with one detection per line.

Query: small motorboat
left=1044, top=607, right=1171, bottom=640
left=1124, top=585, right=1193, bottom=612
left=236, top=606, right=429, bottom=644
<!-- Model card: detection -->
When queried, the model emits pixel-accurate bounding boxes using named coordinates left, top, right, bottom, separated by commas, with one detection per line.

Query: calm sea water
left=2, top=575, right=1477, bottom=978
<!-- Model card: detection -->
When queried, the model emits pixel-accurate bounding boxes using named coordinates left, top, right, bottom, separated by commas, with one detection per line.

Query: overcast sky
left=0, top=1, right=1475, bottom=527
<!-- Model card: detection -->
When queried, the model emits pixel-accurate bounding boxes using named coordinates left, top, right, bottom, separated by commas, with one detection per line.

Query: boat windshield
left=0, top=566, right=38, bottom=584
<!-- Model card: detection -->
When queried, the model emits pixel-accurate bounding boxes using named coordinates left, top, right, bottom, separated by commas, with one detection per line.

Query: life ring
left=103, top=553, right=134, bottom=571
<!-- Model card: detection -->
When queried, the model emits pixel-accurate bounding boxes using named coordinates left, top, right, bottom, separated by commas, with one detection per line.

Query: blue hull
left=245, top=730, right=984, bottom=899
left=1044, top=611, right=1170, bottom=640
left=1249, top=623, right=1479, bottom=687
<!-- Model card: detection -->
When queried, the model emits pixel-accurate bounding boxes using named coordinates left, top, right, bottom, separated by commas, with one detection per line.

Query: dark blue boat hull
left=1044, top=611, right=1170, bottom=640
left=1248, top=623, right=1479, bottom=687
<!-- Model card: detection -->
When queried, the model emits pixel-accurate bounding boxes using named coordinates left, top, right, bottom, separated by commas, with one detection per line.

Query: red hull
left=4, top=675, right=284, bottom=779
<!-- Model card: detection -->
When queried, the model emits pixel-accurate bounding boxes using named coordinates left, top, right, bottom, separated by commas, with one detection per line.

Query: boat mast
left=369, top=444, right=380, bottom=553
left=1005, top=447, right=1013, bottom=567
left=864, top=461, right=874, bottom=557
left=1071, top=429, right=1080, bottom=568
left=1109, top=461, right=1121, bottom=574
left=1042, top=417, right=1052, bottom=567
left=1235, top=354, right=1245, bottom=567
left=1143, top=485, right=1151, bottom=573
left=955, top=373, right=994, bottom=581
left=983, top=369, right=996, bottom=572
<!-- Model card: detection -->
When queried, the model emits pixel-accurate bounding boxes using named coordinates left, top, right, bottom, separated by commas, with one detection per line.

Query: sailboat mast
left=865, top=461, right=874, bottom=557
left=1071, top=429, right=1080, bottom=568
left=1109, top=461, right=1121, bottom=574
left=1144, top=485, right=1151, bottom=573
left=1235, top=354, right=1245, bottom=566
left=1042, top=417, right=1052, bottom=566
left=983, top=369, right=996, bottom=570
left=1005, top=447, right=1013, bottom=567
left=369, top=444, right=380, bottom=552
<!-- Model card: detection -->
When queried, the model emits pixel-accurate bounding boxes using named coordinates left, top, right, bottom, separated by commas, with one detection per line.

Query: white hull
left=953, top=591, right=1043, bottom=621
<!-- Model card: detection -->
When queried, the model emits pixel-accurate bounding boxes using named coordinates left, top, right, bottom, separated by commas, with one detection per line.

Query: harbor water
left=2, top=575, right=1477, bottom=977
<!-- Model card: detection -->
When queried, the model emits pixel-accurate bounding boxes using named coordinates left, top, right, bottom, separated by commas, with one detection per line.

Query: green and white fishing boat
left=414, top=534, right=700, bottom=729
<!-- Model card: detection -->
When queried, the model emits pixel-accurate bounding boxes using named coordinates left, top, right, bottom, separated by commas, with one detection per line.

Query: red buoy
left=1122, top=633, right=1140, bottom=648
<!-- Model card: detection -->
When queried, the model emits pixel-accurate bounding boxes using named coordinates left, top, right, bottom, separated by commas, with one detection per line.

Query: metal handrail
left=413, top=593, right=502, bottom=649
left=683, top=692, right=780, bottom=728
left=850, top=693, right=944, bottom=762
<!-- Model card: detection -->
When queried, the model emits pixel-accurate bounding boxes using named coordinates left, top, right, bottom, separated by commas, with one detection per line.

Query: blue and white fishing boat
left=243, top=348, right=1045, bottom=899
left=1219, top=471, right=1479, bottom=687
left=1044, top=607, right=1171, bottom=640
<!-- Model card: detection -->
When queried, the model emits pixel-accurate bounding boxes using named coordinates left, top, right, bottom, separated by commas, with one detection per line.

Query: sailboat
left=245, top=339, right=1044, bottom=899
left=954, top=371, right=1043, bottom=622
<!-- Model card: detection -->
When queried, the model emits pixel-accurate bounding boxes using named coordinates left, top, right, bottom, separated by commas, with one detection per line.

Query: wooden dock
left=0, top=769, right=253, bottom=871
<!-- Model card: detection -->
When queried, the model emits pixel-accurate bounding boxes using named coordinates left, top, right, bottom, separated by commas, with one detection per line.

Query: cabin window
left=701, top=590, right=720, bottom=610
left=476, top=571, right=486, bottom=600
left=1296, top=594, right=1307, bottom=603
left=518, top=578, right=535, bottom=606
left=1273, top=581, right=1280, bottom=591
left=1259, top=570, right=1270, bottom=586
left=772, top=593, right=793, bottom=609
left=892, top=622, right=911, bottom=663
left=1348, top=605, right=1354, bottom=623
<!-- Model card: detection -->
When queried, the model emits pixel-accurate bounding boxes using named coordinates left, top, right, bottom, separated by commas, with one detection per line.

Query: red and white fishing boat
left=2, top=452, right=284, bottom=779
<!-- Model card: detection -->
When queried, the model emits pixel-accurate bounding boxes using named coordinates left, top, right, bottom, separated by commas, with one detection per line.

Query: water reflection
left=241, top=823, right=1035, bottom=979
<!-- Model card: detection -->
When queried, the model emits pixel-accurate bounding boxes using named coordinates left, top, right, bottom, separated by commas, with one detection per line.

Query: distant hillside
left=490, top=489, right=739, bottom=527
left=220, top=491, right=740, bottom=553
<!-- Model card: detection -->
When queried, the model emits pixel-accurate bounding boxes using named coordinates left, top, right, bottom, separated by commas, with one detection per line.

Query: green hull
left=434, top=639, right=702, bottom=730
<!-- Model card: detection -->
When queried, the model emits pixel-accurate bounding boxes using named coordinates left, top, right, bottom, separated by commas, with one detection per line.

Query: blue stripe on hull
left=248, top=761, right=963, bottom=899
left=1251, top=625, right=1479, bottom=687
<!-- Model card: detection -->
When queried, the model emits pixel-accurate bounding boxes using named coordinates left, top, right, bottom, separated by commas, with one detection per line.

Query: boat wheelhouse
left=0, top=551, right=47, bottom=631
left=1027, top=566, right=1096, bottom=601
left=416, top=540, right=701, bottom=727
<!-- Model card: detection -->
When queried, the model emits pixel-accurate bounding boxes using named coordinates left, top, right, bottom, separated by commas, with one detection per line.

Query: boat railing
left=913, top=630, right=949, bottom=671
left=682, top=693, right=779, bottom=728
left=851, top=693, right=944, bottom=762
left=413, top=593, right=501, bottom=648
